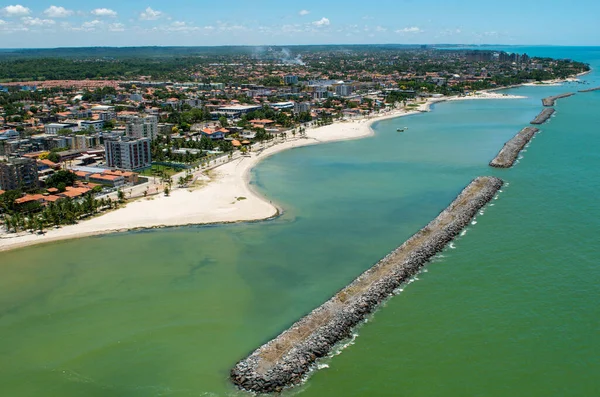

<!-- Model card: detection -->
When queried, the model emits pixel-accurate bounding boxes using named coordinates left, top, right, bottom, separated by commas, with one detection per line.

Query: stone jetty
left=489, top=127, right=539, bottom=168
left=230, top=176, right=504, bottom=394
left=531, top=108, right=555, bottom=125
left=578, top=86, right=600, bottom=93
left=542, top=93, right=575, bottom=106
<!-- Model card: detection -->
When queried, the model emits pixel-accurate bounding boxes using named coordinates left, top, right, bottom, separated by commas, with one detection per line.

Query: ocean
left=0, top=46, right=599, bottom=396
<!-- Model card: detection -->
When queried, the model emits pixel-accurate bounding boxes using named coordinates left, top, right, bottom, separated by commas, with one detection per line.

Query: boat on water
left=397, top=127, right=408, bottom=132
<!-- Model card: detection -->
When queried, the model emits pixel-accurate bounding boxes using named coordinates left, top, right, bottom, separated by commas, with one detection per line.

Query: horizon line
left=0, top=44, right=596, bottom=51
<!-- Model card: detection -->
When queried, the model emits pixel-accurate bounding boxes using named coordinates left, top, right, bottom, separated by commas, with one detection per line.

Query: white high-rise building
left=335, top=85, right=353, bottom=97
left=105, top=137, right=152, bottom=171
left=126, top=116, right=158, bottom=141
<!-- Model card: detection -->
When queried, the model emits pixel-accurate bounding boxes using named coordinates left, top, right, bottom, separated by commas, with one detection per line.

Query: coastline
left=0, top=80, right=568, bottom=253
left=0, top=103, right=431, bottom=253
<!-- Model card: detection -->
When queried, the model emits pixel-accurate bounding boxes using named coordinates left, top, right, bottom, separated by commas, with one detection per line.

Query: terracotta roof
left=38, top=159, right=59, bottom=168
left=105, top=170, right=135, bottom=177
left=232, top=140, right=242, bottom=147
left=0, top=190, right=5, bottom=196
left=43, top=195, right=62, bottom=202
left=90, top=173, right=122, bottom=181
left=15, top=194, right=45, bottom=204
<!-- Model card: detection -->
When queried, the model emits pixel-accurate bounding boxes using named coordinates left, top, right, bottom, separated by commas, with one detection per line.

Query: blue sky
left=0, top=0, right=598, bottom=48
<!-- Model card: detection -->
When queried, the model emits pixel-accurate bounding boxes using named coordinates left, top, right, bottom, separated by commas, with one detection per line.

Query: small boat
left=397, top=128, right=404, bottom=132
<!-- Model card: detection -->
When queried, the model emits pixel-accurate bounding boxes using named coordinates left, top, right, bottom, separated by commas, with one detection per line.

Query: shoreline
left=0, top=78, right=571, bottom=253
left=0, top=103, right=431, bottom=253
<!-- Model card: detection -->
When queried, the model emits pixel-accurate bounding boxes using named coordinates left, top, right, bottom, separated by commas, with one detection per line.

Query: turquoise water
left=1, top=47, right=599, bottom=396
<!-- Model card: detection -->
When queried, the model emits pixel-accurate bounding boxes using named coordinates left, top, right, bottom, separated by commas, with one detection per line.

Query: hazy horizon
left=1, top=0, right=598, bottom=48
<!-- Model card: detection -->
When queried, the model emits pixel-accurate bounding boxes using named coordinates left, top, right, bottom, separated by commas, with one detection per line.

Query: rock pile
left=489, top=127, right=539, bottom=168
left=231, top=176, right=504, bottom=394
left=542, top=93, right=575, bottom=106
left=531, top=108, right=555, bottom=125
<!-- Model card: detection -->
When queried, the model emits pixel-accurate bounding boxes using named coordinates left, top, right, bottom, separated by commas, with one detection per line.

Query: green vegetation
left=1, top=192, right=117, bottom=234
left=45, top=170, right=76, bottom=191
left=139, top=164, right=184, bottom=178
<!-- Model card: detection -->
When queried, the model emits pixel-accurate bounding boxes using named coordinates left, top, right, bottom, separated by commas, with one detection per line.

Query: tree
left=117, top=189, right=125, bottom=203
left=46, top=170, right=76, bottom=189
left=219, top=116, right=229, bottom=128
left=47, top=152, right=60, bottom=163
left=102, top=119, right=115, bottom=130
left=164, top=186, right=170, bottom=196
left=219, top=140, right=233, bottom=153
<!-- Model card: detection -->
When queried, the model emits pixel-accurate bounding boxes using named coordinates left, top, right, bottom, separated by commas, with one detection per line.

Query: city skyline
left=0, top=0, right=599, bottom=48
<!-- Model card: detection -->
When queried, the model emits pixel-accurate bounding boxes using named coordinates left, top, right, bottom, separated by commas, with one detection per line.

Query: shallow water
left=1, top=47, right=599, bottom=396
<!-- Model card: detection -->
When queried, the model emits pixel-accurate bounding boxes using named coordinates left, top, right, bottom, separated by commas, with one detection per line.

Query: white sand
left=445, top=92, right=526, bottom=101
left=0, top=103, right=431, bottom=252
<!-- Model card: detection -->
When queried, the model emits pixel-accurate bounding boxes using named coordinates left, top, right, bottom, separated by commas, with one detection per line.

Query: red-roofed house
left=201, top=127, right=229, bottom=140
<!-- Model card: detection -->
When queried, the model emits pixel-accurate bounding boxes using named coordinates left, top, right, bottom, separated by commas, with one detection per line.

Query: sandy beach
left=0, top=103, right=432, bottom=252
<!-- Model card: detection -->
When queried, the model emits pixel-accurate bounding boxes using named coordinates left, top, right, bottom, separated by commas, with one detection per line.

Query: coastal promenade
left=230, top=176, right=504, bottom=393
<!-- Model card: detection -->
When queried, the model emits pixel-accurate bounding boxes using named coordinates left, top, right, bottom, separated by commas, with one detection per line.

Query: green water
left=1, top=47, right=600, bottom=396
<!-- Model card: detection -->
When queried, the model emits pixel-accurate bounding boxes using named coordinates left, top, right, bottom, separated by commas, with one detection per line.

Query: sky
left=0, top=0, right=598, bottom=48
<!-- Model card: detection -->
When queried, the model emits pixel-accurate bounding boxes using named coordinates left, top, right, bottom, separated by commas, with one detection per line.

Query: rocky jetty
left=531, top=108, right=555, bottom=125
left=489, top=127, right=539, bottom=168
left=230, top=176, right=504, bottom=394
left=579, top=86, right=600, bottom=93
left=542, top=93, right=575, bottom=106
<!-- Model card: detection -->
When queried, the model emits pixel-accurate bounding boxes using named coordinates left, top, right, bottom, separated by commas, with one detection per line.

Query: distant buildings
left=0, top=157, right=39, bottom=191
left=80, top=120, right=105, bottom=132
left=284, top=75, right=299, bottom=85
left=293, top=102, right=311, bottom=114
left=126, top=116, right=158, bottom=141
left=45, top=122, right=78, bottom=135
left=335, top=85, right=353, bottom=97
left=217, top=105, right=262, bottom=118
left=105, top=137, right=152, bottom=171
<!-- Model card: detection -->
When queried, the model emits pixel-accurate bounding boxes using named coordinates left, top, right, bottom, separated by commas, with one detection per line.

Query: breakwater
left=542, top=93, right=575, bottom=106
left=489, top=127, right=539, bottom=168
left=531, top=108, right=555, bottom=125
left=579, top=86, right=600, bottom=93
left=230, top=176, right=504, bottom=394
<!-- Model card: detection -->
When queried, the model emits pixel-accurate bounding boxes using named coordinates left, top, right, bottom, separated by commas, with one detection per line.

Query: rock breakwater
left=542, top=93, right=575, bottom=106
left=489, top=127, right=539, bottom=168
left=230, top=176, right=504, bottom=394
left=579, top=86, right=600, bottom=93
left=531, top=108, right=555, bottom=125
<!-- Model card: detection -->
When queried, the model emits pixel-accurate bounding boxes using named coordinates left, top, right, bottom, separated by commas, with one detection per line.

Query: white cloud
left=80, top=20, right=102, bottom=31
left=0, top=19, right=5, bottom=25
left=91, top=8, right=117, bottom=17
left=44, top=6, right=73, bottom=18
left=140, top=7, right=162, bottom=20
left=299, top=10, right=310, bottom=16
left=2, top=5, right=31, bottom=17
left=108, top=22, right=125, bottom=32
left=375, top=26, right=387, bottom=32
left=312, top=17, right=330, bottom=27
left=22, top=17, right=56, bottom=26
left=395, top=26, right=423, bottom=34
